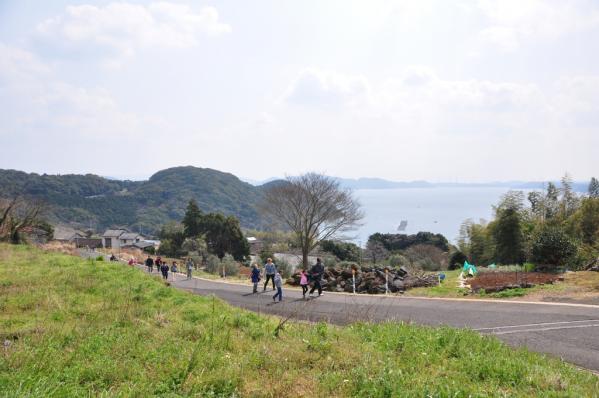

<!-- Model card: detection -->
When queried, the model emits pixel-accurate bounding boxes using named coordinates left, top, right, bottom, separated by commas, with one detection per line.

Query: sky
left=1, top=0, right=598, bottom=182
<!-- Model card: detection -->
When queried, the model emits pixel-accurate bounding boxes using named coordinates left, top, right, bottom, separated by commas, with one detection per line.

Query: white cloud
left=246, top=66, right=598, bottom=180
left=283, top=69, right=371, bottom=108
left=476, top=0, right=599, bottom=50
left=35, top=2, right=231, bottom=65
left=0, top=42, right=157, bottom=140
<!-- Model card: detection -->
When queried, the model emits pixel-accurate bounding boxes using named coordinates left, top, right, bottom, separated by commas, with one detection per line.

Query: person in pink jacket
left=299, top=269, right=309, bottom=299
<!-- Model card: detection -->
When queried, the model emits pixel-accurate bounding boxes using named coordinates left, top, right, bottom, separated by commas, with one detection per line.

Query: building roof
left=120, top=232, right=141, bottom=240
left=102, top=229, right=127, bottom=238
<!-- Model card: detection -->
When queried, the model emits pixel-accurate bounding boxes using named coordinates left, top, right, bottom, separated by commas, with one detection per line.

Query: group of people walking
left=144, top=256, right=194, bottom=281
left=137, top=254, right=326, bottom=302
left=250, top=257, right=325, bottom=302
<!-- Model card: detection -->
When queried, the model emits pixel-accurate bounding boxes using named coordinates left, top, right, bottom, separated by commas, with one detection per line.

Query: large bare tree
left=0, top=196, right=51, bottom=244
left=260, top=173, right=363, bottom=269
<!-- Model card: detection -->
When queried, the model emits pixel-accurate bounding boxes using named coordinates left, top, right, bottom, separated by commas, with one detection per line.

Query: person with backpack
left=250, top=264, right=261, bottom=293
left=155, top=256, right=162, bottom=273
left=145, top=256, right=154, bottom=272
left=160, top=261, right=169, bottom=280
left=263, top=258, right=277, bottom=291
left=309, top=258, right=325, bottom=297
left=272, top=271, right=283, bottom=302
left=299, top=268, right=309, bottom=298
left=186, top=257, right=194, bottom=280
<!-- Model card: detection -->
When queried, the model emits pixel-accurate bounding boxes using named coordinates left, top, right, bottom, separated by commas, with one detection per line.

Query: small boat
left=397, top=220, right=408, bottom=231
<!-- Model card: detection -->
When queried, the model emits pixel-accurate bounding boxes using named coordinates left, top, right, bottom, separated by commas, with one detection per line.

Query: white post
left=352, top=269, right=356, bottom=294
left=385, top=269, right=389, bottom=295
left=223, top=264, right=226, bottom=279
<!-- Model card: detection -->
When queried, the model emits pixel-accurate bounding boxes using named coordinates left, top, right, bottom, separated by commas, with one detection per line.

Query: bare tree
left=260, top=173, right=363, bottom=269
left=0, top=196, right=51, bottom=244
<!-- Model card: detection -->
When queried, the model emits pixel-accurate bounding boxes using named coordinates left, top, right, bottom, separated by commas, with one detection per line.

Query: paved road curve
left=156, top=270, right=599, bottom=372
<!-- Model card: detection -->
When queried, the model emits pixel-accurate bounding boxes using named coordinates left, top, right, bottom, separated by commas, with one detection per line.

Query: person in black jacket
left=160, top=262, right=169, bottom=280
left=309, top=258, right=325, bottom=297
left=145, top=256, right=154, bottom=272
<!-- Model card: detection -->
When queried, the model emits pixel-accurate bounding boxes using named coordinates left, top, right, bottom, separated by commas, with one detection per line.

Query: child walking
left=299, top=269, right=309, bottom=298
left=272, top=271, right=283, bottom=302
left=250, top=264, right=261, bottom=293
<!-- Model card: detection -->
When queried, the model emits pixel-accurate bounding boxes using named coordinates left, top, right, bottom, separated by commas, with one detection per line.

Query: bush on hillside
left=532, top=226, right=577, bottom=270
left=387, top=254, right=409, bottom=268
left=448, top=251, right=468, bottom=270
left=204, top=254, right=221, bottom=274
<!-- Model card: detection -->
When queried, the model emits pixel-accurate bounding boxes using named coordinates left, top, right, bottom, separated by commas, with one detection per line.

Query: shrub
left=448, top=251, right=467, bottom=270
left=320, top=240, right=361, bottom=262
left=204, top=254, right=221, bottom=274
left=221, top=256, right=240, bottom=277
left=205, top=254, right=239, bottom=276
left=276, top=258, right=293, bottom=278
left=523, top=262, right=535, bottom=272
left=532, top=226, right=577, bottom=270
left=95, top=255, right=104, bottom=261
left=387, top=254, right=409, bottom=268
left=323, top=256, right=337, bottom=268
left=404, top=244, right=448, bottom=271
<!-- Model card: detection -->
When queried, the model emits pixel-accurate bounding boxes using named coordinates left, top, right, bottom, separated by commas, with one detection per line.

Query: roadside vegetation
left=2, top=244, right=598, bottom=397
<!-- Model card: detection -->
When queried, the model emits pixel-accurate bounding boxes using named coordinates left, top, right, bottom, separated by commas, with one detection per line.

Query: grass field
left=1, top=244, right=598, bottom=397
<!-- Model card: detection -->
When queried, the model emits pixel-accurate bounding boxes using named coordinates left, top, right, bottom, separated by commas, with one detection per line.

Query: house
left=54, top=227, right=86, bottom=243
left=102, top=229, right=143, bottom=250
left=246, top=236, right=263, bottom=255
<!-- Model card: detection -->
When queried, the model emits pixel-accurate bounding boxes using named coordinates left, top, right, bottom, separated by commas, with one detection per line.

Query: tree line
left=158, top=199, right=250, bottom=261
left=456, top=175, right=599, bottom=270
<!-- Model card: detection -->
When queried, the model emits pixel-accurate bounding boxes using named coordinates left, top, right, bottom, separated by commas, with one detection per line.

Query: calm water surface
left=352, top=187, right=529, bottom=245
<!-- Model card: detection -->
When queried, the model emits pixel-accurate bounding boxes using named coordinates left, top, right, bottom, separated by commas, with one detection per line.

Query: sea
left=351, top=187, right=532, bottom=246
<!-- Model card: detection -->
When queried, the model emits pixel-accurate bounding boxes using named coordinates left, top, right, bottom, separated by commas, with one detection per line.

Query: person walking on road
left=299, top=269, right=309, bottom=298
left=160, top=261, right=169, bottom=280
left=250, top=264, right=261, bottom=293
left=309, top=258, right=325, bottom=297
left=186, top=257, right=194, bottom=280
left=145, top=256, right=154, bottom=272
left=155, top=256, right=162, bottom=273
left=272, top=271, right=283, bottom=302
left=171, top=261, right=178, bottom=280
left=263, top=258, right=276, bottom=291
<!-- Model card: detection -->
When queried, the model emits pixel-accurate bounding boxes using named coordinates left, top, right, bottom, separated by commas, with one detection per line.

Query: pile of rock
left=287, top=265, right=439, bottom=294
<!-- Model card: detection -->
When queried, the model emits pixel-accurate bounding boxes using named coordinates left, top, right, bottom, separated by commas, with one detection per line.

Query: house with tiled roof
left=102, top=229, right=144, bottom=250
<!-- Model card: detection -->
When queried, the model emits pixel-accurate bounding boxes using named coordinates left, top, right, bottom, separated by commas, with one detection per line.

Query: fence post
left=385, top=268, right=389, bottom=295
left=352, top=268, right=356, bottom=294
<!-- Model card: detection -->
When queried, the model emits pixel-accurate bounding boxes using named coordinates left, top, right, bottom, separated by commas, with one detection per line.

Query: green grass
left=1, top=244, right=598, bottom=397
left=405, top=270, right=470, bottom=298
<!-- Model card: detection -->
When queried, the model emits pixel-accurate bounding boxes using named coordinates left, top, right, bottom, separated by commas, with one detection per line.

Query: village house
left=102, top=229, right=144, bottom=250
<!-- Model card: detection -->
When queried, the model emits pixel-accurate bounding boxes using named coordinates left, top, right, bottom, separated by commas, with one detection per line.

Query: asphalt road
left=146, top=268, right=599, bottom=372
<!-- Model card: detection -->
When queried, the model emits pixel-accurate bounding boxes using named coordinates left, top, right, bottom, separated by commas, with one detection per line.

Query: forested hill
left=0, top=166, right=270, bottom=235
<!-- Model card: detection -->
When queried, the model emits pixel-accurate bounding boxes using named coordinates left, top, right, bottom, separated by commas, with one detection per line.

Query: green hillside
left=0, top=167, right=268, bottom=235
left=2, top=244, right=598, bottom=396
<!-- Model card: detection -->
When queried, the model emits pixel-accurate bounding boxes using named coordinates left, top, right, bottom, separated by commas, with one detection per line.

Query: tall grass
left=1, top=244, right=597, bottom=397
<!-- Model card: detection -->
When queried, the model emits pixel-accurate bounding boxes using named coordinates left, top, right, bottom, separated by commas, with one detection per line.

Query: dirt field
left=470, top=271, right=561, bottom=293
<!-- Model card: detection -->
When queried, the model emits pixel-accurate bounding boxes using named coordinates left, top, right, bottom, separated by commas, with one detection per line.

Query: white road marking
left=474, top=319, right=599, bottom=332
left=488, top=323, right=599, bottom=335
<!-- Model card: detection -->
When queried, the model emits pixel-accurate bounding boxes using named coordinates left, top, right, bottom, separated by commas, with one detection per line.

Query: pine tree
left=182, top=199, right=203, bottom=237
